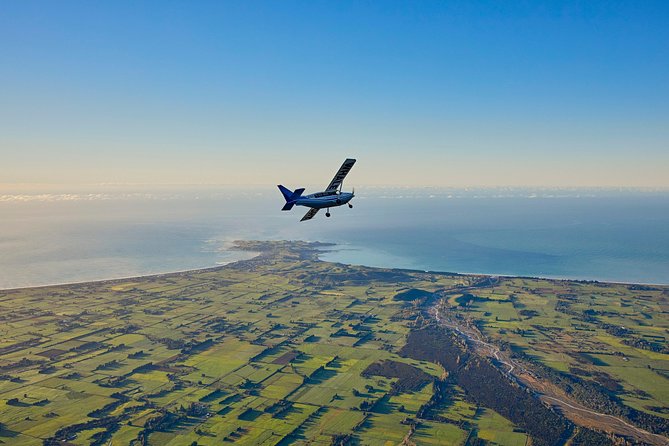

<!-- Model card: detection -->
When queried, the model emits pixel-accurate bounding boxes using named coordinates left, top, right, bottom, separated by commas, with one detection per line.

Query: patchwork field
left=449, top=278, right=669, bottom=418
left=0, top=241, right=667, bottom=445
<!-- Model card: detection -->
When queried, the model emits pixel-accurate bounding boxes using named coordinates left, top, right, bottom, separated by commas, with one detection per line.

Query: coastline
left=3, top=239, right=668, bottom=292
left=0, top=249, right=260, bottom=292
left=320, top=244, right=669, bottom=286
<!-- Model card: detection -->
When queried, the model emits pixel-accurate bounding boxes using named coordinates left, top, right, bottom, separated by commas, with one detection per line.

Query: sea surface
left=1, top=186, right=668, bottom=289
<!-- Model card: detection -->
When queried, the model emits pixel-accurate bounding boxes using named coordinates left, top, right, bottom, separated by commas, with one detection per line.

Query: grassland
left=444, top=277, right=669, bottom=421
left=0, top=240, right=667, bottom=445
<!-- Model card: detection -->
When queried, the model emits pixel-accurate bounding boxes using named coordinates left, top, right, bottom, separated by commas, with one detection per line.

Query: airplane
left=278, top=158, right=356, bottom=221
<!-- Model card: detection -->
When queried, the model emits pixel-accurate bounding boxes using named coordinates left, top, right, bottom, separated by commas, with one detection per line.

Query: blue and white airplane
left=278, top=158, right=356, bottom=221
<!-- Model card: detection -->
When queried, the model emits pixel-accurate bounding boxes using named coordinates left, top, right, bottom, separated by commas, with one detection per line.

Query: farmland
left=0, top=240, right=667, bottom=445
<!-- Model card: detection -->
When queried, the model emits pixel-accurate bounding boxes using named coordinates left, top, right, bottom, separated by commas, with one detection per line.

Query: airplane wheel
left=348, top=204, right=353, bottom=208
left=326, top=212, right=331, bottom=217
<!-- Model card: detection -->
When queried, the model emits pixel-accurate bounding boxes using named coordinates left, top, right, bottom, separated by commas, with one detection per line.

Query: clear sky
left=1, top=1, right=668, bottom=188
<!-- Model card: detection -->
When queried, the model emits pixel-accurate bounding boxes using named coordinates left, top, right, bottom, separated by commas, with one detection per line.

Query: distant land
left=0, top=241, right=667, bottom=446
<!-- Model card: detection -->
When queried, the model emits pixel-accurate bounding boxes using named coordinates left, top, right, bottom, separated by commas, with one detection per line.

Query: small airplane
left=278, top=158, right=356, bottom=221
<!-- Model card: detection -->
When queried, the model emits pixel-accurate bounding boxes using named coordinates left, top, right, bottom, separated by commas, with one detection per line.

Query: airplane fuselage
left=294, top=191, right=354, bottom=209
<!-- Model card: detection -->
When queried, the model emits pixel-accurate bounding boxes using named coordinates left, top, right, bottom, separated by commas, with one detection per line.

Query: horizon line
left=2, top=182, right=669, bottom=192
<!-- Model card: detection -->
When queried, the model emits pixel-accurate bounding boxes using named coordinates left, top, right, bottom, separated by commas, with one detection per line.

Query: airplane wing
left=300, top=208, right=320, bottom=222
left=325, top=158, right=356, bottom=192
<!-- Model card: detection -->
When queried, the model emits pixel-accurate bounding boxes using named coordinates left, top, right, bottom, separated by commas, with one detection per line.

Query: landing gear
left=326, top=212, right=331, bottom=217
left=348, top=203, right=353, bottom=208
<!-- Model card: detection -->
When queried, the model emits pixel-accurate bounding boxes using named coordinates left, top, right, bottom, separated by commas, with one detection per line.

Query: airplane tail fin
left=278, top=185, right=305, bottom=211
left=278, top=185, right=294, bottom=202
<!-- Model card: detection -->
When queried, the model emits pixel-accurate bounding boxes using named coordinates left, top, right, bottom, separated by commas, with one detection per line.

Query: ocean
left=1, top=187, right=668, bottom=289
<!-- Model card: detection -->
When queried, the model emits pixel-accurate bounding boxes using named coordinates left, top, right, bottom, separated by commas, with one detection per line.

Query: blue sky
left=1, top=1, right=668, bottom=187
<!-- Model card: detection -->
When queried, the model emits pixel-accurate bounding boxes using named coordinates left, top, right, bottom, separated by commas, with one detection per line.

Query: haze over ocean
left=1, top=187, right=668, bottom=289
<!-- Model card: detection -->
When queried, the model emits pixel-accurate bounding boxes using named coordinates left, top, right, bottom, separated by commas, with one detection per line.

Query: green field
left=0, top=240, right=667, bottom=445
left=455, top=277, right=669, bottom=418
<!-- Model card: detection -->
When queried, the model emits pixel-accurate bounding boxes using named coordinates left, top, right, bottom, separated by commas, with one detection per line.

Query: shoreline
left=2, top=240, right=668, bottom=292
left=320, top=245, right=669, bottom=286
left=0, top=250, right=260, bottom=292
